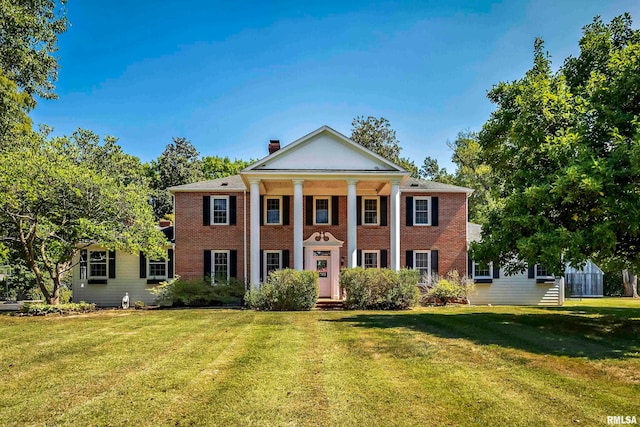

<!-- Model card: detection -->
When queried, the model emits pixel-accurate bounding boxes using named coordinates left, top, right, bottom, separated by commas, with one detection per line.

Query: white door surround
left=303, top=232, right=343, bottom=300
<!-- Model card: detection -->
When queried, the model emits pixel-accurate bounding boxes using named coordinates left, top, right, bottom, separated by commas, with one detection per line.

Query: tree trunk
left=48, top=275, right=61, bottom=305
left=622, top=270, right=639, bottom=298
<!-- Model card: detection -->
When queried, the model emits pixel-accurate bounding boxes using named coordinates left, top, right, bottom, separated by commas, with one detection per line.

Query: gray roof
left=168, top=175, right=246, bottom=192
left=400, top=177, right=473, bottom=193
left=169, top=174, right=472, bottom=194
left=467, top=223, right=482, bottom=243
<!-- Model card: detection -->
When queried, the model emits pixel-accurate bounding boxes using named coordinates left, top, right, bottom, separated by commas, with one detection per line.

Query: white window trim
left=413, top=196, right=431, bottom=226
left=362, top=250, right=380, bottom=269
left=264, top=196, right=283, bottom=225
left=263, top=250, right=283, bottom=279
left=211, top=195, right=229, bottom=225
left=89, top=250, right=108, bottom=279
left=147, top=258, right=168, bottom=281
left=313, top=196, right=331, bottom=225
left=472, top=261, right=493, bottom=279
left=211, top=250, right=230, bottom=283
left=362, top=197, right=380, bottom=226
left=414, top=250, right=431, bottom=284
left=535, top=264, right=554, bottom=280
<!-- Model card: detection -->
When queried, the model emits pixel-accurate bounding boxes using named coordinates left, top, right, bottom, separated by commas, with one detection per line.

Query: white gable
left=247, top=126, right=404, bottom=172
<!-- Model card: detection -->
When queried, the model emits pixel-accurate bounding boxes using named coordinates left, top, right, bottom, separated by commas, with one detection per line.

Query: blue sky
left=31, top=0, right=640, bottom=170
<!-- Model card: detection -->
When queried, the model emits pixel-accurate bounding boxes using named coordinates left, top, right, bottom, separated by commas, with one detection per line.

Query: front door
left=315, top=256, right=331, bottom=298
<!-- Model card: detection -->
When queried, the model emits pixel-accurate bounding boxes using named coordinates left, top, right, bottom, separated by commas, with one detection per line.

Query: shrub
left=19, top=301, right=96, bottom=316
left=134, top=300, right=145, bottom=309
left=340, top=267, right=419, bottom=310
left=603, top=271, right=624, bottom=296
left=421, top=271, right=473, bottom=305
left=245, top=269, right=318, bottom=311
left=28, top=285, right=72, bottom=303
left=149, top=276, right=245, bottom=307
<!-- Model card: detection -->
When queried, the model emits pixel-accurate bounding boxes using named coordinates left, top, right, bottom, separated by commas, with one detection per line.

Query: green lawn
left=1, top=299, right=639, bottom=426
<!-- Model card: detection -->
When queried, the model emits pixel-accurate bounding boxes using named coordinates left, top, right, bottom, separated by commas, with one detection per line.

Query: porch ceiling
left=260, top=179, right=391, bottom=196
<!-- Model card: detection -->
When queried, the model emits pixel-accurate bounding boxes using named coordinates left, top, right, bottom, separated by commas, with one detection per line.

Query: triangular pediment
left=244, top=126, right=406, bottom=172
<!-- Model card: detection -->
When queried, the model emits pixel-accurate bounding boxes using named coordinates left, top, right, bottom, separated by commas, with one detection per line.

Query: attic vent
left=411, top=183, right=419, bottom=187
left=221, top=182, right=228, bottom=186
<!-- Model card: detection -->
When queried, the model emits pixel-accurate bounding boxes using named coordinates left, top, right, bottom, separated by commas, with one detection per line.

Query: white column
left=293, top=179, right=304, bottom=270
left=390, top=180, right=401, bottom=270
left=347, top=179, right=358, bottom=268
left=249, top=179, right=261, bottom=288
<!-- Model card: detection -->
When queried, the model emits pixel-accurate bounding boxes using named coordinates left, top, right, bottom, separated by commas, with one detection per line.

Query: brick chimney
left=268, top=139, right=280, bottom=154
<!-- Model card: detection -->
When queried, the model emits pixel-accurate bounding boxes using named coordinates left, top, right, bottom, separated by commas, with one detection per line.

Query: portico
left=241, top=126, right=408, bottom=289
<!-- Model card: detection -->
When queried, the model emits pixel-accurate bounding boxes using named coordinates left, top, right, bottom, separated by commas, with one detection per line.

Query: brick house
left=71, top=125, right=565, bottom=306
left=169, top=125, right=471, bottom=299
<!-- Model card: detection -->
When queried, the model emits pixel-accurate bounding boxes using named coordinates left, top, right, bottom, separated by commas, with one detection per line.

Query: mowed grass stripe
left=317, top=311, right=551, bottom=426
left=1, top=301, right=638, bottom=426
left=1, top=310, right=244, bottom=426
left=174, top=312, right=331, bottom=426
left=407, top=310, right=639, bottom=425
left=51, top=310, right=253, bottom=426
left=316, top=311, right=446, bottom=426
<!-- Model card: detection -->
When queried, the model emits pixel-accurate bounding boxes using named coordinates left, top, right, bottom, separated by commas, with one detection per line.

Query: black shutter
left=332, top=196, right=339, bottom=225
left=282, top=250, right=290, bottom=269
left=260, top=196, right=265, bottom=225
left=357, top=196, right=362, bottom=225
left=468, top=255, right=473, bottom=277
left=306, top=196, right=313, bottom=225
left=528, top=265, right=535, bottom=279
left=380, top=250, right=388, bottom=268
left=380, top=196, right=388, bottom=226
left=203, top=196, right=211, bottom=226
left=430, top=250, right=439, bottom=276
left=80, top=249, right=88, bottom=280
left=493, top=263, right=500, bottom=279
left=204, top=250, right=211, bottom=279
left=139, top=251, right=147, bottom=278
left=406, top=197, right=413, bottom=226
left=108, top=250, right=116, bottom=279
left=282, top=196, right=290, bottom=225
left=168, top=249, right=174, bottom=278
left=357, top=250, right=362, bottom=267
left=230, top=250, right=237, bottom=278
left=406, top=250, right=413, bottom=268
left=260, top=250, right=264, bottom=282
left=229, top=196, right=237, bottom=225
left=431, top=197, right=439, bottom=226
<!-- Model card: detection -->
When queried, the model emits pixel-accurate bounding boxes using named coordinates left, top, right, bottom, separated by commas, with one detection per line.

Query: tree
left=201, top=156, right=253, bottom=180
left=148, top=137, right=203, bottom=218
left=420, top=131, right=497, bottom=223
left=350, top=116, right=418, bottom=177
left=0, top=0, right=67, bottom=101
left=0, top=129, right=166, bottom=304
left=473, top=14, right=640, bottom=298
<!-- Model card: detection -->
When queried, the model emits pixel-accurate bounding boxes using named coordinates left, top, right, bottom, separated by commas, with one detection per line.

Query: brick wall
left=174, top=191, right=467, bottom=281
left=400, top=193, right=468, bottom=276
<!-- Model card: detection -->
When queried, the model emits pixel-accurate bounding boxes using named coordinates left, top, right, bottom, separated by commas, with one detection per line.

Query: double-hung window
left=362, top=250, right=379, bottom=269
left=89, top=251, right=107, bottom=279
left=362, top=197, right=379, bottom=225
left=211, top=196, right=229, bottom=225
left=264, top=250, right=282, bottom=279
left=473, top=261, right=492, bottom=279
left=414, top=251, right=431, bottom=283
left=148, top=258, right=167, bottom=280
left=212, top=251, right=229, bottom=283
left=314, top=197, right=330, bottom=225
left=413, top=197, right=431, bottom=225
left=535, top=265, right=553, bottom=280
left=265, top=196, right=282, bottom=225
